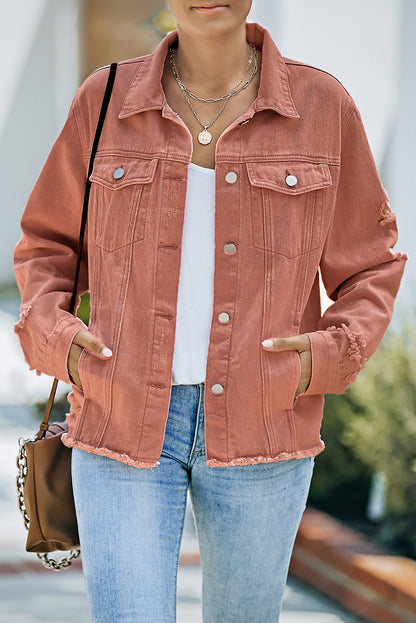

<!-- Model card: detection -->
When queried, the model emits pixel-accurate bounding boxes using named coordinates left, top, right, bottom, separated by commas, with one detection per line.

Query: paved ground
left=0, top=300, right=366, bottom=622
left=0, top=568, right=364, bottom=623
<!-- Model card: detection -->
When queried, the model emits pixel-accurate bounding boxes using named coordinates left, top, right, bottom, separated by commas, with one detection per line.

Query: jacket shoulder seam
left=88, top=57, right=146, bottom=78
left=284, top=57, right=355, bottom=127
left=70, top=101, right=86, bottom=157
left=283, top=57, right=353, bottom=97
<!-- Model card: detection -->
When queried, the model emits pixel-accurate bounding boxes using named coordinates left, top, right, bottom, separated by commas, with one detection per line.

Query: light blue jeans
left=72, top=383, right=314, bottom=623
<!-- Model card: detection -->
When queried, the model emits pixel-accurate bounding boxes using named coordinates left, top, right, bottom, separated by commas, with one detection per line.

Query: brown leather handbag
left=16, top=62, right=117, bottom=571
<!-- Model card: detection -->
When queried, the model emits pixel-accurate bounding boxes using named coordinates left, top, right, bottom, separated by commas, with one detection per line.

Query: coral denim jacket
left=14, top=23, right=406, bottom=469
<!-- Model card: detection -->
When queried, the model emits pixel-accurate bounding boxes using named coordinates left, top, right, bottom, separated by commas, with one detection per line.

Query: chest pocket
left=246, top=161, right=332, bottom=259
left=89, top=156, right=158, bottom=252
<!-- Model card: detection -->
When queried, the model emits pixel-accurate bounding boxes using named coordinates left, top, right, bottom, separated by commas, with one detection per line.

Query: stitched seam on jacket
left=72, top=100, right=87, bottom=155
left=218, top=154, right=341, bottom=166
left=136, top=155, right=172, bottom=458
left=261, top=190, right=276, bottom=453
left=94, top=244, right=133, bottom=446
left=286, top=409, right=297, bottom=451
left=284, top=57, right=354, bottom=99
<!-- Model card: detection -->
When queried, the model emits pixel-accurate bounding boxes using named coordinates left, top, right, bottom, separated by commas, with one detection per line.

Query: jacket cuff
left=304, top=330, right=339, bottom=396
left=48, top=314, right=88, bottom=384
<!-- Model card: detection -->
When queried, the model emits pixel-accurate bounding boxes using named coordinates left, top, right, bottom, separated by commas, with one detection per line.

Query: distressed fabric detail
left=14, top=305, right=43, bottom=376
left=206, top=441, right=325, bottom=468
left=378, top=201, right=396, bottom=226
left=327, top=323, right=367, bottom=383
left=390, top=250, right=409, bottom=262
left=61, top=434, right=159, bottom=469
left=343, top=324, right=367, bottom=365
left=14, top=303, right=32, bottom=331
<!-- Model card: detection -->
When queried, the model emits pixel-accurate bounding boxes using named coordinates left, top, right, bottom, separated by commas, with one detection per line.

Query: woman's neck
left=173, top=28, right=251, bottom=97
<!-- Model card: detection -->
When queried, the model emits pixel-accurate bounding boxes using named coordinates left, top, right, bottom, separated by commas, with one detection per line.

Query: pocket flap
left=246, top=161, right=332, bottom=195
left=90, top=157, right=158, bottom=190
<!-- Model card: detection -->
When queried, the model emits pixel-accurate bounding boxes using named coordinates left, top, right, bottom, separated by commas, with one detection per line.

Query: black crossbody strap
left=69, top=62, right=118, bottom=314
left=38, top=63, right=118, bottom=438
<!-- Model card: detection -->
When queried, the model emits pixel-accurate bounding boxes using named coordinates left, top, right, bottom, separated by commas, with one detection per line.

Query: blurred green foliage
left=310, top=318, right=416, bottom=558
left=309, top=392, right=372, bottom=519
left=346, top=320, right=416, bottom=557
left=77, top=292, right=91, bottom=325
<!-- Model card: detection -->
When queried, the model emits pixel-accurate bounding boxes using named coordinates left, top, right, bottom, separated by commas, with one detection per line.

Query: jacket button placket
left=204, top=166, right=241, bottom=461
left=139, top=159, right=188, bottom=458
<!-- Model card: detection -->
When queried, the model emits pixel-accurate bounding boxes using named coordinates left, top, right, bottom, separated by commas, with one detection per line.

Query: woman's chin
left=186, top=8, right=242, bottom=38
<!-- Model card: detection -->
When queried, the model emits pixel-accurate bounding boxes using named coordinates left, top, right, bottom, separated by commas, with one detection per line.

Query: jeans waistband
left=171, top=382, right=205, bottom=387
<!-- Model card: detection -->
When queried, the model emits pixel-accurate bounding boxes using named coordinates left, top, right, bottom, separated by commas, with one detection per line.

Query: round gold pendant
left=198, top=129, right=212, bottom=145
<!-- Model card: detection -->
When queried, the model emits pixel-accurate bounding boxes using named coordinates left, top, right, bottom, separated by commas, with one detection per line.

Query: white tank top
left=171, top=162, right=215, bottom=385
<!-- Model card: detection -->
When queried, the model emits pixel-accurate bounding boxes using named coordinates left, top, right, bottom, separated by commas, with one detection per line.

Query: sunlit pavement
left=0, top=568, right=365, bottom=623
left=0, top=304, right=365, bottom=623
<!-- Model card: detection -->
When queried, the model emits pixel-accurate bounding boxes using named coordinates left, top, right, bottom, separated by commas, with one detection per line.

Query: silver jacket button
left=218, top=312, right=230, bottom=323
left=224, top=243, right=237, bottom=255
left=225, top=171, right=238, bottom=184
left=285, top=174, right=298, bottom=187
left=113, top=167, right=125, bottom=180
left=212, top=384, right=224, bottom=395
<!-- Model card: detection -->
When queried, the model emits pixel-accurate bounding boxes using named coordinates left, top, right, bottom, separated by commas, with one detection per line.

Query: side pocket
left=267, top=350, right=303, bottom=411
left=292, top=351, right=302, bottom=408
left=77, top=348, right=88, bottom=396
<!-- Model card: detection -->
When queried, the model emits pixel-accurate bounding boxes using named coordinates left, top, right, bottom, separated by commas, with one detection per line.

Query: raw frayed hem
left=390, top=250, right=409, bottom=262
left=205, top=442, right=325, bottom=468
left=342, top=323, right=367, bottom=365
left=14, top=303, right=32, bottom=331
left=61, top=434, right=159, bottom=469
left=328, top=323, right=366, bottom=364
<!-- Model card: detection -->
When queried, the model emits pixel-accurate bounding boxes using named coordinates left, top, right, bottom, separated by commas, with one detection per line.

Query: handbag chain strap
left=37, top=62, right=118, bottom=441
left=16, top=63, right=117, bottom=571
left=16, top=438, right=81, bottom=570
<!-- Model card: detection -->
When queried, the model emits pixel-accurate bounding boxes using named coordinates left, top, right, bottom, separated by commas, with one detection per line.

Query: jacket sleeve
left=13, top=97, right=89, bottom=384
left=304, top=100, right=407, bottom=396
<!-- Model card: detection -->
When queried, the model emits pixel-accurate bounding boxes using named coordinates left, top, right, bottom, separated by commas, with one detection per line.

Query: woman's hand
left=67, top=330, right=113, bottom=389
left=261, top=334, right=312, bottom=397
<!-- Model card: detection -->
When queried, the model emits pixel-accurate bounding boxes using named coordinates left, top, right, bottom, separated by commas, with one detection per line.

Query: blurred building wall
left=250, top=0, right=413, bottom=304
left=384, top=0, right=416, bottom=303
left=82, top=0, right=165, bottom=78
left=1, top=0, right=81, bottom=284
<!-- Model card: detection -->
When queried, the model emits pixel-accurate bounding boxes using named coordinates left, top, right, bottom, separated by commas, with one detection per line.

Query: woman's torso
left=19, top=23, right=393, bottom=470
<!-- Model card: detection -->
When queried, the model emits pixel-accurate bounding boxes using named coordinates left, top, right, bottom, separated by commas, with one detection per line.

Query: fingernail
left=101, top=347, right=113, bottom=357
left=262, top=339, right=273, bottom=348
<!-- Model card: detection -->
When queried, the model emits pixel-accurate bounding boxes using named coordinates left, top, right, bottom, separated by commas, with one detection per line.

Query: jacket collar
left=119, top=22, right=300, bottom=120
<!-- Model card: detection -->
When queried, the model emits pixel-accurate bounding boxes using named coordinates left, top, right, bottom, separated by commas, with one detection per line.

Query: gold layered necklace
left=169, top=43, right=258, bottom=145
